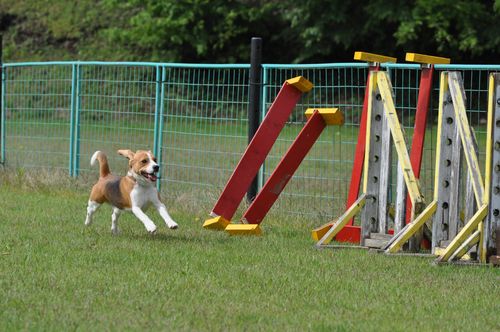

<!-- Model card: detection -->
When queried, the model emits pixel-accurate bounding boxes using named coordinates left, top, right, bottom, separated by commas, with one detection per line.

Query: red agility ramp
left=241, top=109, right=344, bottom=226
left=204, top=76, right=313, bottom=231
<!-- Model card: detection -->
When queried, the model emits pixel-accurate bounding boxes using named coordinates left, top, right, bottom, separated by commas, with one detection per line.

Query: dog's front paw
left=111, top=227, right=120, bottom=235
left=147, top=225, right=157, bottom=234
left=167, top=220, right=178, bottom=229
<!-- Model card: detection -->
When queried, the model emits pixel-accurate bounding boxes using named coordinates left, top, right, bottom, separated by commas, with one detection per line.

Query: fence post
left=153, top=65, right=164, bottom=191
left=73, top=63, right=82, bottom=176
left=0, top=34, right=4, bottom=165
left=247, top=37, right=262, bottom=202
left=69, top=64, right=77, bottom=176
left=259, top=66, right=268, bottom=190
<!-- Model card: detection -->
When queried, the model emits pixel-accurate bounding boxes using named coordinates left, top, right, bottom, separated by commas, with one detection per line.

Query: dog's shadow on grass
left=127, top=231, right=191, bottom=242
left=126, top=229, right=231, bottom=244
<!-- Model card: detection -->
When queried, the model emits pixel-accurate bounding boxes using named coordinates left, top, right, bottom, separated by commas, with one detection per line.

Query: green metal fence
left=261, top=64, right=371, bottom=219
left=1, top=61, right=499, bottom=221
left=159, top=65, right=250, bottom=206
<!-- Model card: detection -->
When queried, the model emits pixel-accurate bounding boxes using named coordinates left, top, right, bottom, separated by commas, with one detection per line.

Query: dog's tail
left=90, top=151, right=110, bottom=178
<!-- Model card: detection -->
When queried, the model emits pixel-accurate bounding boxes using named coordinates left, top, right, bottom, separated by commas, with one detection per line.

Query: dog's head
left=118, top=149, right=159, bottom=184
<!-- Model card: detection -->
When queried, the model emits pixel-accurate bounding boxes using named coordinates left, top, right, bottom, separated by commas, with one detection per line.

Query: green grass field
left=0, top=173, right=499, bottom=331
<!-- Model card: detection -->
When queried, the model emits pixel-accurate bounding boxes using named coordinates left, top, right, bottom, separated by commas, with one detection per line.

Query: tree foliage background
left=0, top=0, right=499, bottom=63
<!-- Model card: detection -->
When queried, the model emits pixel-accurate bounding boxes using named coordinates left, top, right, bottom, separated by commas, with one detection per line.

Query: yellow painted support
left=435, top=247, right=471, bottom=261
left=203, top=216, right=230, bottom=230
left=305, top=108, right=344, bottom=125
left=485, top=74, right=495, bottom=204
left=405, top=53, right=450, bottom=64
left=449, top=230, right=480, bottom=261
left=478, top=74, right=496, bottom=262
left=311, top=223, right=332, bottom=241
left=434, top=73, right=448, bottom=201
left=225, top=224, right=262, bottom=236
left=385, top=201, right=438, bottom=253
left=448, top=73, right=484, bottom=206
left=377, top=72, right=425, bottom=206
left=316, top=194, right=367, bottom=246
left=286, top=76, right=313, bottom=93
left=354, top=51, right=397, bottom=64
left=433, top=247, right=446, bottom=256
left=436, top=204, right=488, bottom=262
left=362, top=72, right=377, bottom=192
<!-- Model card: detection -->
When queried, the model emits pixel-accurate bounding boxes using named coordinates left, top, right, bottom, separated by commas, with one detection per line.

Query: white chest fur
left=130, top=183, right=159, bottom=209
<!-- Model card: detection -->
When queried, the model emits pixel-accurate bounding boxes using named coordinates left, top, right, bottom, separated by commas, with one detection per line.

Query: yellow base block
left=203, top=216, right=230, bottom=231
left=225, top=224, right=262, bottom=236
left=354, top=51, right=397, bottom=63
left=286, top=76, right=314, bottom=93
left=305, top=108, right=344, bottom=125
left=311, top=224, right=332, bottom=241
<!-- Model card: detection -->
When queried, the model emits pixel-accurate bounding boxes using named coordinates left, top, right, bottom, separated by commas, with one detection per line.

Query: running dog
left=84, top=149, right=178, bottom=234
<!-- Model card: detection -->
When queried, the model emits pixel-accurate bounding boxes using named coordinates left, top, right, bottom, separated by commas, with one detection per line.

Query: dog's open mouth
left=141, top=171, right=158, bottom=182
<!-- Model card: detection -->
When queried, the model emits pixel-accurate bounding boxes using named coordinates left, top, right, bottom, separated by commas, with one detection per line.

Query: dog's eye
left=153, top=158, right=157, bottom=162
left=142, top=159, right=147, bottom=164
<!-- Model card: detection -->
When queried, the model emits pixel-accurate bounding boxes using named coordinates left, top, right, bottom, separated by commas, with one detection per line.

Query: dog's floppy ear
left=117, top=149, right=135, bottom=160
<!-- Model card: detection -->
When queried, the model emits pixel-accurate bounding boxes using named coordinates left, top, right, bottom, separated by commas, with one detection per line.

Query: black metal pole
left=0, top=34, right=3, bottom=165
left=246, top=37, right=262, bottom=202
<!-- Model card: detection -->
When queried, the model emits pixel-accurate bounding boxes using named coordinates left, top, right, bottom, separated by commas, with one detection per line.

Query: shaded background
left=1, top=0, right=499, bottom=64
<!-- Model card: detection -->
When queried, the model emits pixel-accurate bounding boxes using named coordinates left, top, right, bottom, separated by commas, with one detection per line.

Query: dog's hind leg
left=111, top=207, right=122, bottom=235
left=85, top=200, right=101, bottom=226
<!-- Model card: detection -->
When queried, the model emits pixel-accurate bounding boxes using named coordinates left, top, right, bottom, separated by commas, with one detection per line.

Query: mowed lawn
left=0, top=179, right=499, bottom=331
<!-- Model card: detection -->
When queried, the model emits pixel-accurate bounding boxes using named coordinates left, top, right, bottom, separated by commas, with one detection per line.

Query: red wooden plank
left=211, top=82, right=303, bottom=221
left=406, top=66, right=434, bottom=224
left=242, top=111, right=326, bottom=224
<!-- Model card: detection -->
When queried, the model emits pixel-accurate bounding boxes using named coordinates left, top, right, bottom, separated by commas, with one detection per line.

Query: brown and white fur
left=84, top=149, right=178, bottom=234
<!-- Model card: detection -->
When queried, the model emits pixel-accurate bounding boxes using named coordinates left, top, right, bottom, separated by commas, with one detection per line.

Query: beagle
left=84, top=149, right=178, bottom=234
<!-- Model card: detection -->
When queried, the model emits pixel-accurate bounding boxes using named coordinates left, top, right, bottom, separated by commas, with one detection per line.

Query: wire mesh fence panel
left=75, top=64, right=159, bottom=178
left=2, top=64, right=73, bottom=170
left=160, top=65, right=250, bottom=213
left=262, top=65, right=369, bottom=221
left=2, top=61, right=500, bottom=222
left=260, top=64, right=500, bottom=224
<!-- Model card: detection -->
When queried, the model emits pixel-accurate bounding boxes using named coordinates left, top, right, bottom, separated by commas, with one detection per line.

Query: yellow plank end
left=354, top=51, right=397, bottom=63
left=225, top=224, right=262, bottom=236
left=286, top=76, right=314, bottom=92
left=434, top=247, right=471, bottom=261
left=203, top=216, right=230, bottom=231
left=305, top=108, right=344, bottom=125
left=311, top=223, right=332, bottom=241
left=433, top=247, right=446, bottom=256
left=405, top=53, right=450, bottom=64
